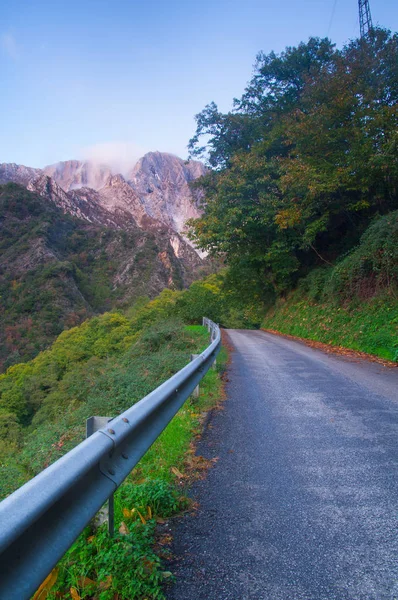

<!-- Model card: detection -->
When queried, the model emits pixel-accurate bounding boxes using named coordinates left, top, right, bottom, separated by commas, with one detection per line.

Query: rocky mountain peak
left=127, top=152, right=206, bottom=236
left=43, top=160, right=112, bottom=191
left=104, top=173, right=126, bottom=187
left=0, top=163, right=41, bottom=187
left=0, top=151, right=207, bottom=249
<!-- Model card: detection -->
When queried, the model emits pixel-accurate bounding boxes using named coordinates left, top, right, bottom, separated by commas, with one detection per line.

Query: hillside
left=0, top=288, right=226, bottom=598
left=0, top=183, right=205, bottom=371
left=262, top=211, right=398, bottom=361
left=185, top=29, right=397, bottom=359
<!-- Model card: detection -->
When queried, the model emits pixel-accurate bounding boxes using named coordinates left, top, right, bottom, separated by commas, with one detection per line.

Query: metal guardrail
left=0, top=318, right=220, bottom=600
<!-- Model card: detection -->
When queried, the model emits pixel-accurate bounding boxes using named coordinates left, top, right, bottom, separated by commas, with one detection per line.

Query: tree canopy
left=188, top=29, right=398, bottom=294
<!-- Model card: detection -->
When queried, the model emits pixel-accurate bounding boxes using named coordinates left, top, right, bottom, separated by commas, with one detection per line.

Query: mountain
left=0, top=163, right=41, bottom=187
left=0, top=183, right=206, bottom=372
left=43, top=160, right=112, bottom=191
left=126, top=152, right=205, bottom=235
left=0, top=152, right=209, bottom=371
left=31, top=151, right=207, bottom=239
left=27, top=174, right=131, bottom=228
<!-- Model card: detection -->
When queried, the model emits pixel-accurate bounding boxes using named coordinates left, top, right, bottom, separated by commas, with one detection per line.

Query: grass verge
left=262, top=292, right=398, bottom=362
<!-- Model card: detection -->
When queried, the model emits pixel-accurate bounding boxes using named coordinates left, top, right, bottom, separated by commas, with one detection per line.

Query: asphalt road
left=165, top=330, right=398, bottom=600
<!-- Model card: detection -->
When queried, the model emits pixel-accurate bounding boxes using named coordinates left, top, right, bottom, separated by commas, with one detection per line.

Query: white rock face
left=0, top=163, right=41, bottom=186
left=127, top=152, right=206, bottom=236
left=27, top=175, right=125, bottom=229
left=94, top=174, right=148, bottom=226
left=1, top=151, right=207, bottom=251
left=43, top=160, right=112, bottom=191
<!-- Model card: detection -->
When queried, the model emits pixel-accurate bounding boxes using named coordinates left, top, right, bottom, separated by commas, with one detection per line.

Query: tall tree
left=188, top=29, right=398, bottom=293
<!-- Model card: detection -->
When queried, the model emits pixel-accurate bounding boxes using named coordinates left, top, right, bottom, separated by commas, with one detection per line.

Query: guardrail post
left=203, top=317, right=211, bottom=333
left=190, top=354, right=200, bottom=399
left=86, top=416, right=115, bottom=536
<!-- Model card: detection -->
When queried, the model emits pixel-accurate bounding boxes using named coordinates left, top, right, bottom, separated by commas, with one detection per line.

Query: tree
left=188, top=29, right=398, bottom=293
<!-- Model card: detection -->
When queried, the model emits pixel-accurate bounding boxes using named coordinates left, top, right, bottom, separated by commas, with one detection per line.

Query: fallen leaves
left=158, top=533, right=173, bottom=546
left=77, top=577, right=96, bottom=590
left=99, top=575, right=112, bottom=590
left=70, top=588, right=81, bottom=600
left=119, top=521, right=129, bottom=535
left=121, top=506, right=152, bottom=524
left=170, top=466, right=185, bottom=479
left=33, top=568, right=59, bottom=600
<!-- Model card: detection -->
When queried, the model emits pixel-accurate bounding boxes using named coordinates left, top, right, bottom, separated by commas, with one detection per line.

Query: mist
left=79, top=141, right=148, bottom=176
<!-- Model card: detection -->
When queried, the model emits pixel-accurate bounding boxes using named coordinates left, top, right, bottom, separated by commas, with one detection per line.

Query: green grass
left=262, top=292, right=398, bottom=361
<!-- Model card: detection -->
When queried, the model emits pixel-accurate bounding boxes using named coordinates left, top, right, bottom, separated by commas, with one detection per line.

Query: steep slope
left=0, top=163, right=41, bottom=186
left=27, top=174, right=133, bottom=228
left=127, top=152, right=205, bottom=235
left=74, top=174, right=150, bottom=228
left=0, top=183, right=204, bottom=372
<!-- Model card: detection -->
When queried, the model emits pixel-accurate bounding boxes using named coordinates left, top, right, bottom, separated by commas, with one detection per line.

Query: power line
left=326, top=0, right=339, bottom=38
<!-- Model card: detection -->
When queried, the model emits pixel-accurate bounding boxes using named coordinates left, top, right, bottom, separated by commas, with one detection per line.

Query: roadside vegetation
left=186, top=28, right=397, bottom=360
left=262, top=293, right=397, bottom=361
left=0, top=281, right=233, bottom=499
left=262, top=211, right=398, bottom=361
left=47, top=329, right=227, bottom=600
left=0, top=281, right=228, bottom=599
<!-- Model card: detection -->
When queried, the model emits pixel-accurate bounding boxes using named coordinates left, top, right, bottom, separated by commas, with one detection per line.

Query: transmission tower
left=358, top=0, right=373, bottom=37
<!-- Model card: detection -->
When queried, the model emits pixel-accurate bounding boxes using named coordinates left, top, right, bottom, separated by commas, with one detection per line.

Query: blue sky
left=1, top=0, right=397, bottom=168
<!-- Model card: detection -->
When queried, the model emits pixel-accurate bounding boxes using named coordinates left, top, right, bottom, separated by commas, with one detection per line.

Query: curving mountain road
left=166, top=329, right=398, bottom=600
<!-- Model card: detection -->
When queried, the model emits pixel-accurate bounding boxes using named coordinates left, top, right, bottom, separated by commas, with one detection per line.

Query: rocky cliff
left=0, top=163, right=41, bottom=187
left=126, top=152, right=205, bottom=235
left=30, top=151, right=207, bottom=239
left=43, top=160, right=112, bottom=191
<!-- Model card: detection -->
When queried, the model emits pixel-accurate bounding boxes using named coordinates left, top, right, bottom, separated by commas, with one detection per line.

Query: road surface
left=166, top=329, right=398, bottom=600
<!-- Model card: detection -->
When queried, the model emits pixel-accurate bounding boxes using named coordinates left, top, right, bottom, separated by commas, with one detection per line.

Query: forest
left=187, top=28, right=397, bottom=303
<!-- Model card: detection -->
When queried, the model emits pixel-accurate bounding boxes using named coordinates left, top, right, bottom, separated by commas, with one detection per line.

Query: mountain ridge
left=0, top=151, right=206, bottom=244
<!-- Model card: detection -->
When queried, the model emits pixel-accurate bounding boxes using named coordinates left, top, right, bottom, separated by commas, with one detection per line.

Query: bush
left=324, top=211, right=398, bottom=303
left=298, top=267, right=332, bottom=302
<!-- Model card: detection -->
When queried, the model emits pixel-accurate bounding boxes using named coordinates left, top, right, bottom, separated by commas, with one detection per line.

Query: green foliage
left=176, top=276, right=225, bottom=323
left=51, top=522, right=165, bottom=600
left=262, top=293, right=398, bottom=361
left=263, top=211, right=398, bottom=361
left=188, top=29, right=398, bottom=296
left=324, top=211, right=398, bottom=303
left=298, top=267, right=332, bottom=302
left=0, top=288, right=228, bottom=491
left=118, top=480, right=181, bottom=518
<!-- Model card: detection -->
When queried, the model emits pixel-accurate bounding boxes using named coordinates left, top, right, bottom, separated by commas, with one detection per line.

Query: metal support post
left=190, top=354, right=200, bottom=398
left=86, top=416, right=115, bottom=536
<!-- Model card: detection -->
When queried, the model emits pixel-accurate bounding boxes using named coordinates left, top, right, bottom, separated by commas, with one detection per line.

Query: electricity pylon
left=358, top=0, right=373, bottom=37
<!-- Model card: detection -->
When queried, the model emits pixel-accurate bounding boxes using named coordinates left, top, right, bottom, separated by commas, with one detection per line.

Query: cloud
left=1, top=33, right=18, bottom=60
left=79, top=141, right=147, bottom=175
